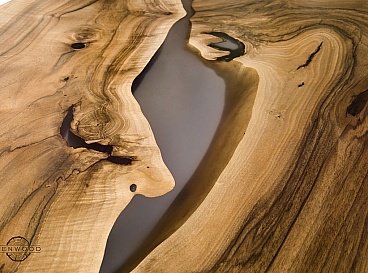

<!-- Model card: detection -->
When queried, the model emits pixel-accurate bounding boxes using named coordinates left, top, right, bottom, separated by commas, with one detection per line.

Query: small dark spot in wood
left=147, top=166, right=150, bottom=168
left=164, top=12, right=172, bottom=15
left=130, top=184, right=137, bottom=192
left=277, top=115, right=281, bottom=118
left=86, top=183, right=89, bottom=187
left=71, top=42, right=86, bottom=50
left=298, top=82, right=305, bottom=87
left=297, top=42, right=323, bottom=70
left=346, top=89, right=368, bottom=117
left=63, top=76, right=70, bottom=82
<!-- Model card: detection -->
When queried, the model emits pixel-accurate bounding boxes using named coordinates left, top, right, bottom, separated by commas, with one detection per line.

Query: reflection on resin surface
left=99, top=0, right=225, bottom=272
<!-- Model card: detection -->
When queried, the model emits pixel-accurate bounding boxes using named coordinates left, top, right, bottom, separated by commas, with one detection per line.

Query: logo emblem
left=0, top=236, right=41, bottom=261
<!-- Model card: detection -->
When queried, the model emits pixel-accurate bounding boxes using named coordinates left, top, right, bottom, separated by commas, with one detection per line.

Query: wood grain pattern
left=132, top=1, right=368, bottom=272
left=0, top=0, right=184, bottom=272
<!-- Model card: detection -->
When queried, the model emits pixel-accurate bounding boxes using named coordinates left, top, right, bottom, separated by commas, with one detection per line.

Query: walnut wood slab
left=132, top=1, right=368, bottom=272
left=0, top=0, right=185, bottom=272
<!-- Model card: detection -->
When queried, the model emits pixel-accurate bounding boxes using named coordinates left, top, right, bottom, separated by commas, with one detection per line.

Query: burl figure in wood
left=0, top=0, right=185, bottom=272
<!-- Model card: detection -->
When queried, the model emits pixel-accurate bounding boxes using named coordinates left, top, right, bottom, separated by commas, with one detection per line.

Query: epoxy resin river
left=100, top=0, right=225, bottom=272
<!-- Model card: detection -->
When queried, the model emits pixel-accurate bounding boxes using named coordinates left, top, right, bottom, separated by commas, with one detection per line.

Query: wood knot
left=346, top=89, right=368, bottom=117
left=72, top=26, right=102, bottom=43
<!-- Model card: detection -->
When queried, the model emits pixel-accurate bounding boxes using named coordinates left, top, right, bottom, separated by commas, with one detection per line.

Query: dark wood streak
left=210, top=93, right=368, bottom=272
left=211, top=116, right=330, bottom=272
left=0, top=138, right=67, bottom=229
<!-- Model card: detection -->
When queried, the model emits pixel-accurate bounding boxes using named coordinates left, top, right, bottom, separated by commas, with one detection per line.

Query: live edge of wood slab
left=127, top=1, right=368, bottom=273
left=0, top=0, right=185, bottom=272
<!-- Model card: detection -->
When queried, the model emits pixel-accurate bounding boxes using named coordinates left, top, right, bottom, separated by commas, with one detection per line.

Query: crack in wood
left=297, top=41, right=323, bottom=70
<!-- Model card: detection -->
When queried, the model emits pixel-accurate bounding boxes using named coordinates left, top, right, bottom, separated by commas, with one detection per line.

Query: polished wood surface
left=2, top=0, right=368, bottom=272
left=133, top=1, right=368, bottom=272
left=0, top=1, right=184, bottom=272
